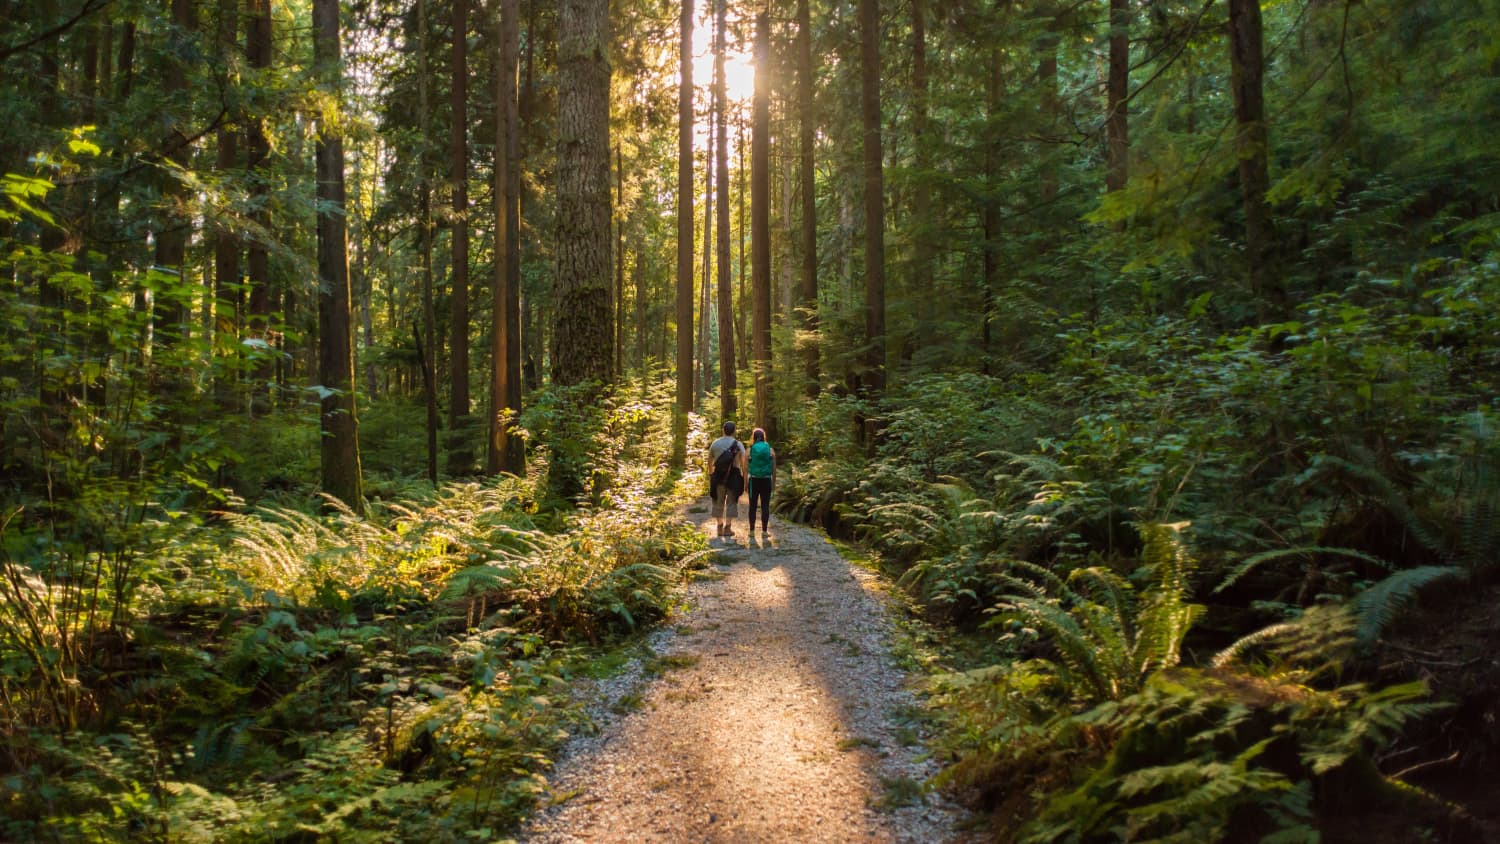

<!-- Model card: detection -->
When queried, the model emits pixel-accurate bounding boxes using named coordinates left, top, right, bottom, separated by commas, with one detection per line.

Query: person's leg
left=760, top=480, right=772, bottom=531
left=711, top=485, right=727, bottom=534
left=725, top=488, right=738, bottom=534
left=747, top=480, right=760, bottom=532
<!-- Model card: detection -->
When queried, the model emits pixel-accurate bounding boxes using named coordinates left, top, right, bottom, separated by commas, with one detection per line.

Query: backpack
left=713, top=440, right=740, bottom=476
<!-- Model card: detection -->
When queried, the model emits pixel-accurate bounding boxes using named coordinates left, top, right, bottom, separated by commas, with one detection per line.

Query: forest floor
left=518, top=499, right=972, bottom=842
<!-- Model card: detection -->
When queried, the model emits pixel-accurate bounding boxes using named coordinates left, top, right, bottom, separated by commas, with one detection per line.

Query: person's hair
left=722, top=421, right=735, bottom=435
left=752, top=427, right=765, bottom=443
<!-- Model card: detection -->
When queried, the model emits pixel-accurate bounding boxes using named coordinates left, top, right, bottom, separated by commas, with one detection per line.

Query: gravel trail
left=519, top=502, right=969, bottom=843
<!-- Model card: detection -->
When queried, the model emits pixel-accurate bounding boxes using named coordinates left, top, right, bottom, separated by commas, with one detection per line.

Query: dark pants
left=748, top=477, right=773, bottom=529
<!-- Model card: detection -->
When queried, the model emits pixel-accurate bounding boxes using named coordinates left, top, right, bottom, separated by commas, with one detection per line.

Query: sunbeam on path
left=519, top=503, right=970, bottom=842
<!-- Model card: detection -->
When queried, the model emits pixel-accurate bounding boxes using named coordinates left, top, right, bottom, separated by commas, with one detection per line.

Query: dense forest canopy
left=3, top=0, right=1499, bottom=836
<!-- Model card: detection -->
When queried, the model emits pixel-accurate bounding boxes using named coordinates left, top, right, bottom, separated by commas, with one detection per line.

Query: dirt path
left=520, top=502, right=968, bottom=842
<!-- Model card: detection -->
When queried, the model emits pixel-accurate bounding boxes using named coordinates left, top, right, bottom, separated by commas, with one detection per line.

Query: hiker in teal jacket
left=746, top=428, right=776, bottom=534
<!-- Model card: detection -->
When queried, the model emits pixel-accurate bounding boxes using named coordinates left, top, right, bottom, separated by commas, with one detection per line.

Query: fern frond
left=1353, top=565, right=1465, bottom=645
left=1215, top=546, right=1392, bottom=594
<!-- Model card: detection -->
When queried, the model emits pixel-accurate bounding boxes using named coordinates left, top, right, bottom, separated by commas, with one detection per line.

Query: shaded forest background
left=3, top=0, right=1500, bottom=838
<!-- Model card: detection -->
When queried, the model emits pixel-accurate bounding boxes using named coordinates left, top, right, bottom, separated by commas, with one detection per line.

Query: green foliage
left=993, top=523, right=1204, bottom=704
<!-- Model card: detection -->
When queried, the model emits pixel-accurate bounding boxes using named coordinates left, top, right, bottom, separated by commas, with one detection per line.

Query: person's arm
left=769, top=447, right=776, bottom=483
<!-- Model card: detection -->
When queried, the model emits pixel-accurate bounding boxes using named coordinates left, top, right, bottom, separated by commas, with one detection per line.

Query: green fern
left=1214, top=545, right=1392, bottom=594
left=1353, top=565, right=1465, bottom=645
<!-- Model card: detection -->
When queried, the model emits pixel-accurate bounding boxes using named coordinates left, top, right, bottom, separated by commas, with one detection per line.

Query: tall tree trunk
left=447, top=0, right=472, bottom=474
left=908, top=0, right=931, bottom=360
left=1038, top=4, right=1060, bottom=204
left=859, top=0, right=886, bottom=399
left=552, top=0, right=613, bottom=387
left=313, top=0, right=364, bottom=512
left=751, top=11, right=772, bottom=435
left=214, top=0, right=240, bottom=408
left=418, top=0, right=438, bottom=483
left=698, top=130, right=713, bottom=404
left=674, top=0, right=694, bottom=461
left=153, top=0, right=195, bottom=346
left=490, top=0, right=524, bottom=476
left=615, top=144, right=626, bottom=376
left=1105, top=0, right=1129, bottom=193
left=980, top=51, right=1002, bottom=372
left=245, top=0, right=272, bottom=416
left=1227, top=0, right=1283, bottom=313
left=736, top=120, right=748, bottom=372
left=796, top=0, right=818, bottom=399
left=713, top=0, right=736, bottom=421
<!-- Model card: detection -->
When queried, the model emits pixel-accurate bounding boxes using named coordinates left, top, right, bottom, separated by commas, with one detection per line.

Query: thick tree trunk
left=1038, top=5, right=1060, bottom=204
left=152, top=0, right=195, bottom=345
left=551, top=0, right=613, bottom=387
left=751, top=11, right=772, bottom=435
left=245, top=0, right=272, bottom=416
left=313, top=0, right=364, bottom=512
left=674, top=0, right=694, bottom=456
left=1105, top=0, right=1129, bottom=193
left=713, top=0, right=736, bottom=421
left=447, top=0, right=472, bottom=474
left=417, top=0, right=438, bottom=483
left=796, top=0, right=818, bottom=399
left=859, top=0, right=886, bottom=398
left=736, top=121, right=748, bottom=372
left=490, top=0, right=524, bottom=476
left=909, top=0, right=931, bottom=360
left=699, top=127, right=713, bottom=404
left=214, top=0, right=240, bottom=408
left=1227, top=0, right=1284, bottom=313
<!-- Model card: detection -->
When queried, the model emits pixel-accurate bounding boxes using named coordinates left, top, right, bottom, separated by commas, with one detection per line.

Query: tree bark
left=859, top=0, right=886, bottom=397
left=245, top=0, right=272, bottom=416
left=489, top=0, right=524, bottom=476
left=551, top=0, right=613, bottom=387
left=713, top=0, right=736, bottom=421
left=1227, top=0, right=1284, bottom=313
left=313, top=0, right=364, bottom=512
left=699, top=117, right=713, bottom=405
left=751, top=11, right=772, bottom=436
left=152, top=0, right=195, bottom=345
left=447, top=0, right=472, bottom=474
left=616, top=143, right=626, bottom=376
left=674, top=0, right=694, bottom=460
left=214, top=0, right=240, bottom=408
left=1105, top=0, right=1129, bottom=193
left=796, top=0, right=818, bottom=399
left=909, top=0, right=931, bottom=359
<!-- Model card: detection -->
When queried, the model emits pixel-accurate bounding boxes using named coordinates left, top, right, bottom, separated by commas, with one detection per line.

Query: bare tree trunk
left=908, top=0, right=931, bottom=360
left=447, top=0, right=473, bottom=474
left=698, top=127, right=713, bottom=405
left=418, top=0, right=438, bottom=483
left=736, top=120, right=748, bottom=372
left=245, top=0, right=272, bottom=416
left=796, top=0, right=818, bottom=399
left=490, top=0, right=525, bottom=476
left=751, top=11, right=772, bottom=436
left=153, top=0, right=195, bottom=346
left=1038, top=4, right=1060, bottom=204
left=1105, top=0, right=1129, bottom=194
left=616, top=143, right=626, bottom=377
left=1227, top=0, right=1283, bottom=314
left=713, top=0, right=736, bottom=421
left=214, top=0, right=240, bottom=408
left=674, top=0, right=694, bottom=461
left=859, top=0, right=886, bottom=399
left=314, top=0, right=364, bottom=512
left=552, top=0, right=613, bottom=387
